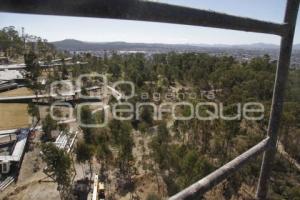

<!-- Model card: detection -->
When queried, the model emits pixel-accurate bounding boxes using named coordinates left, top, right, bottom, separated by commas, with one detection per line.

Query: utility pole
left=21, top=27, right=26, bottom=52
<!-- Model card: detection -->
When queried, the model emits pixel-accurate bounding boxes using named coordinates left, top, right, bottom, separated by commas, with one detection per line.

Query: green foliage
left=41, top=143, right=73, bottom=199
left=27, top=102, right=40, bottom=120
left=42, top=114, right=57, bottom=141
left=0, top=26, right=24, bottom=57
left=140, top=106, right=153, bottom=125
left=96, top=142, right=112, bottom=162
left=24, top=51, right=43, bottom=93
left=177, top=149, right=214, bottom=188
left=79, top=106, right=95, bottom=144
left=109, top=119, right=132, bottom=145
left=76, top=140, right=94, bottom=163
left=150, top=122, right=170, bottom=169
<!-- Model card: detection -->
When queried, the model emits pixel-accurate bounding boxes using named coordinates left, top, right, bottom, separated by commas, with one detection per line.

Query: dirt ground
left=0, top=87, right=33, bottom=97
left=0, top=103, right=30, bottom=130
left=115, top=131, right=168, bottom=200
left=0, top=135, right=60, bottom=200
left=0, top=87, right=33, bottom=130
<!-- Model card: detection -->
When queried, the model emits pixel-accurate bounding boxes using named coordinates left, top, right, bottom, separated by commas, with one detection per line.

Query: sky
left=0, top=0, right=299, bottom=45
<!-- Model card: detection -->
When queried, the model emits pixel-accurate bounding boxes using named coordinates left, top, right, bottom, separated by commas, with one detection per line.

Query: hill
left=52, top=39, right=300, bottom=52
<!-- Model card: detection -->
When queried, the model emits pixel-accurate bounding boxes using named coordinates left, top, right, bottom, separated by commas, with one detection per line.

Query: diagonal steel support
left=169, top=137, right=270, bottom=200
left=255, top=0, right=300, bottom=199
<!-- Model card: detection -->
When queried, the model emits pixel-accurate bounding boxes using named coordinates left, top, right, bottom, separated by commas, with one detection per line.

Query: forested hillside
left=0, top=26, right=57, bottom=60
left=63, top=52, right=300, bottom=199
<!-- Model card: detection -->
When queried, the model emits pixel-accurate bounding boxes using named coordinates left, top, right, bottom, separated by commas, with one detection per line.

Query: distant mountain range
left=51, top=39, right=300, bottom=52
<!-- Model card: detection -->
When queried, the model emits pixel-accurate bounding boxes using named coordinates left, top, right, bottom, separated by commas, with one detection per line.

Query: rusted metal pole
left=256, top=0, right=300, bottom=199
left=169, top=137, right=270, bottom=200
left=0, top=0, right=286, bottom=36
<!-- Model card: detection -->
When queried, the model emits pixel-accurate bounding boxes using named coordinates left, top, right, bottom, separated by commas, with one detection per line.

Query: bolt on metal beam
left=0, top=0, right=286, bottom=36
left=256, top=0, right=300, bottom=199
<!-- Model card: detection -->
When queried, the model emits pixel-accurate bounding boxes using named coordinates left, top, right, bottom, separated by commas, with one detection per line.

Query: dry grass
left=0, top=87, right=32, bottom=130
left=0, top=103, right=30, bottom=130
left=0, top=87, right=33, bottom=97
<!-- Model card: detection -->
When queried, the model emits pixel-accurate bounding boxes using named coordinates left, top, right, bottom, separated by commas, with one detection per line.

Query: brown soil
left=0, top=87, right=33, bottom=97
left=0, top=134, right=60, bottom=200
left=0, top=103, right=30, bottom=130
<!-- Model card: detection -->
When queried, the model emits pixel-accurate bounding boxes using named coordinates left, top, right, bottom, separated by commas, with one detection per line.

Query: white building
left=0, top=69, right=24, bottom=81
left=0, top=129, right=30, bottom=174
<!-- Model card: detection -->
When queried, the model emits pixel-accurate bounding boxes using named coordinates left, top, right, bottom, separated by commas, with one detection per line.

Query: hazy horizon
left=51, top=39, right=300, bottom=47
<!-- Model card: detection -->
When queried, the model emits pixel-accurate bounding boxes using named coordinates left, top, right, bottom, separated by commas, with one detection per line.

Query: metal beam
left=0, top=0, right=286, bottom=36
left=255, top=0, right=300, bottom=199
left=169, top=137, right=270, bottom=200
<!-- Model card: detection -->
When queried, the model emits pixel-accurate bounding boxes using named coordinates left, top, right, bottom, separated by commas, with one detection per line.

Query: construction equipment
left=92, top=174, right=105, bottom=200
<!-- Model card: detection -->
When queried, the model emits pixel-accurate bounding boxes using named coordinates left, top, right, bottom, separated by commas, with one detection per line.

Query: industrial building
left=0, top=129, right=30, bottom=174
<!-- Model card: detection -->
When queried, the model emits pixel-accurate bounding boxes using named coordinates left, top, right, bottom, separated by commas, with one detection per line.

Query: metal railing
left=0, top=0, right=299, bottom=199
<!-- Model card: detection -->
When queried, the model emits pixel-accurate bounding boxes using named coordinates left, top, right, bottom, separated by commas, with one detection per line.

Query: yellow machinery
left=92, top=175, right=105, bottom=200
